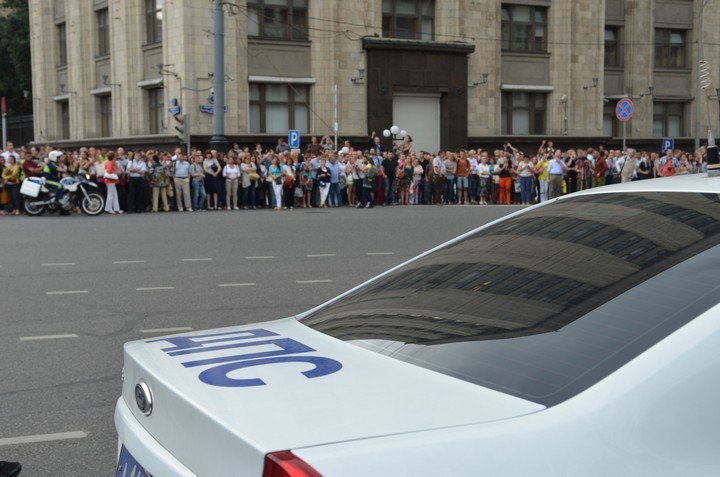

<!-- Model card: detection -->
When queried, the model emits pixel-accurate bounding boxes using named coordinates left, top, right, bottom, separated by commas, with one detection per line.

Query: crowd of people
left=0, top=136, right=711, bottom=216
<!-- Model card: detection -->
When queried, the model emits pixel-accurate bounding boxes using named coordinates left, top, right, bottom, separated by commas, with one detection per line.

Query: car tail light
left=263, top=450, right=322, bottom=477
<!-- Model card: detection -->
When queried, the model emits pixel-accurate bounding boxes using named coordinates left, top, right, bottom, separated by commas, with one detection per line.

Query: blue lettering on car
left=148, top=328, right=343, bottom=387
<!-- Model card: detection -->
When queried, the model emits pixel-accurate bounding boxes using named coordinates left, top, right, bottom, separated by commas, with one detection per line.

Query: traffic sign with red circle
left=616, top=98, right=634, bottom=122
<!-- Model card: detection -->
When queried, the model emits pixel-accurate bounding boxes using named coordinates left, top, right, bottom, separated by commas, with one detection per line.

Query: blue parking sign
left=662, top=138, right=674, bottom=153
left=289, top=130, right=300, bottom=149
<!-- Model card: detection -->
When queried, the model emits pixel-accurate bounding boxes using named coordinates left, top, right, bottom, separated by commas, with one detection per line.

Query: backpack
left=365, top=165, right=376, bottom=184
left=662, top=159, right=675, bottom=177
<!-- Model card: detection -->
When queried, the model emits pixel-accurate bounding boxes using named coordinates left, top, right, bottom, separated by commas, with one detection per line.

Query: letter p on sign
left=289, top=130, right=300, bottom=149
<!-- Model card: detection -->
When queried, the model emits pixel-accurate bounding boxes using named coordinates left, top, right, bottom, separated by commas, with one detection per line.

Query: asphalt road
left=0, top=204, right=521, bottom=476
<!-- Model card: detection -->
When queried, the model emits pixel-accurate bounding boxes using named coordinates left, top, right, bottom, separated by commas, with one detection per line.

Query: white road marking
left=0, top=431, right=87, bottom=447
left=46, top=290, right=89, bottom=295
left=307, top=254, right=336, bottom=258
left=181, top=258, right=213, bottom=262
left=135, top=286, right=175, bottom=291
left=19, top=334, right=78, bottom=341
left=218, top=283, right=256, bottom=287
left=246, top=256, right=275, bottom=259
left=41, top=262, right=76, bottom=267
left=296, top=280, right=333, bottom=284
left=139, top=327, right=194, bottom=334
left=366, top=252, right=395, bottom=256
left=113, top=260, right=146, bottom=264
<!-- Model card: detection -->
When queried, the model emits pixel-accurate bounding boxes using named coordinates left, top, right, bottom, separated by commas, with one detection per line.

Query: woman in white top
left=477, top=153, right=491, bottom=205
left=516, top=154, right=534, bottom=205
left=240, top=154, right=257, bottom=209
left=281, top=155, right=296, bottom=209
left=410, top=158, right=424, bottom=205
left=223, top=155, right=241, bottom=210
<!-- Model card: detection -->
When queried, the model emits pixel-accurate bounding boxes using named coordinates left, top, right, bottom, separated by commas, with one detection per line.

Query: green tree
left=0, top=0, right=31, bottom=115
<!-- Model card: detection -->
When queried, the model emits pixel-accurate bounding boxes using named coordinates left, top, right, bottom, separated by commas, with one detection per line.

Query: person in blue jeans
left=516, top=154, right=534, bottom=205
left=326, top=154, right=341, bottom=207
left=190, top=153, right=206, bottom=210
left=443, top=153, right=457, bottom=204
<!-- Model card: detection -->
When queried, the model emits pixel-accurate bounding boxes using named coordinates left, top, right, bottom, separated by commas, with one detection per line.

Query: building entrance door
left=392, top=94, right=441, bottom=154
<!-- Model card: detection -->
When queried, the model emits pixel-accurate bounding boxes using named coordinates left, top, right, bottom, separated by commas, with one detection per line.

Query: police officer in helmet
left=42, top=150, right=67, bottom=203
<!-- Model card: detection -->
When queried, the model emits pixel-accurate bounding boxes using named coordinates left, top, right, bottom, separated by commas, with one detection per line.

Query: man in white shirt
left=127, top=153, right=148, bottom=213
left=547, top=149, right=568, bottom=199
left=468, top=150, right=479, bottom=204
left=619, top=148, right=638, bottom=183
left=2, top=142, right=20, bottom=167
left=432, top=151, right=446, bottom=205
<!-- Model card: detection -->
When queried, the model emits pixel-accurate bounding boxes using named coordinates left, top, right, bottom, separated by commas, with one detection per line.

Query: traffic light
left=174, top=114, right=189, bottom=144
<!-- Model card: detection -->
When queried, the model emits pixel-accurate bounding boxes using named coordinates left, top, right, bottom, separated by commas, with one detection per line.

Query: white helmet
left=48, top=150, right=63, bottom=163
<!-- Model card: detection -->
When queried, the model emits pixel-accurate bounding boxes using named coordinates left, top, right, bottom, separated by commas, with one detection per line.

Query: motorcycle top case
left=20, top=178, right=42, bottom=198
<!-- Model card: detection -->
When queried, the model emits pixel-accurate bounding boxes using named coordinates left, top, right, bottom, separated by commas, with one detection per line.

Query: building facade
left=29, top=0, right=720, bottom=152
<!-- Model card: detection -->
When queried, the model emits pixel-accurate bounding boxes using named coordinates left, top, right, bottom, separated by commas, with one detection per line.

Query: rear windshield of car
left=301, top=191, right=720, bottom=406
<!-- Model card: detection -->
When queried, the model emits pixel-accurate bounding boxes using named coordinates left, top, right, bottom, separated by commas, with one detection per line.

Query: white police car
left=116, top=173, right=720, bottom=477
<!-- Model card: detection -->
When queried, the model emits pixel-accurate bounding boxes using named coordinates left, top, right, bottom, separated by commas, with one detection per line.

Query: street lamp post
left=695, top=0, right=712, bottom=152
left=209, top=0, right=228, bottom=152
left=382, top=125, right=407, bottom=150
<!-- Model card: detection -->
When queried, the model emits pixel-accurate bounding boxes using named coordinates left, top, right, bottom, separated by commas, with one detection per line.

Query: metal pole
left=622, top=119, right=626, bottom=153
left=186, top=114, right=191, bottom=158
left=695, top=0, right=711, bottom=151
left=209, top=0, right=228, bottom=152
left=334, top=84, right=338, bottom=150
left=2, top=96, right=8, bottom=147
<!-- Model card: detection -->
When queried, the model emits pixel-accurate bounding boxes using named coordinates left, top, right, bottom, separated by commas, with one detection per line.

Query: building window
left=146, top=0, right=163, bottom=45
left=58, top=22, right=68, bottom=67
left=605, top=27, right=621, bottom=67
left=100, top=96, right=112, bottom=137
left=603, top=102, right=620, bottom=137
left=148, top=88, right=164, bottom=135
left=59, top=101, right=70, bottom=139
left=653, top=102, right=685, bottom=137
left=247, top=0, right=308, bottom=41
left=501, top=5, right=547, bottom=53
left=97, top=8, right=110, bottom=56
left=249, top=83, right=309, bottom=134
left=501, top=92, right=547, bottom=135
left=654, top=29, right=687, bottom=69
left=381, top=0, right=434, bottom=41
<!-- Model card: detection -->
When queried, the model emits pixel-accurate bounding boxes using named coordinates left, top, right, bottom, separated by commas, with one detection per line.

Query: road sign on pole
left=289, top=130, right=300, bottom=149
left=615, top=98, right=633, bottom=122
left=662, top=138, right=674, bottom=153
left=616, top=99, right=634, bottom=153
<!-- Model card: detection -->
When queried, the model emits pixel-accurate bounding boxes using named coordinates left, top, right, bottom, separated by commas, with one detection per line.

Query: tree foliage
left=0, top=0, right=31, bottom=115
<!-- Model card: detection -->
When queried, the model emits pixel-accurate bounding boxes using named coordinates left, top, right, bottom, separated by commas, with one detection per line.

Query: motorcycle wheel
left=24, top=200, right=46, bottom=216
left=81, top=192, right=105, bottom=216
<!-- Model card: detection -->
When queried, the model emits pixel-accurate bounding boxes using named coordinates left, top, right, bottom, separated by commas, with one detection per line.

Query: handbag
left=294, top=186, right=304, bottom=198
left=248, top=172, right=260, bottom=181
left=104, top=172, right=119, bottom=180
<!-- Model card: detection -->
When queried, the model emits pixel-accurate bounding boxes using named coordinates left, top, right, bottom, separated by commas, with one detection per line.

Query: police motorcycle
left=20, top=151, right=105, bottom=216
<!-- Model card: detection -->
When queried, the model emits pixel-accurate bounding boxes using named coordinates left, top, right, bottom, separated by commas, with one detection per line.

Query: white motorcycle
left=20, top=174, right=105, bottom=216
